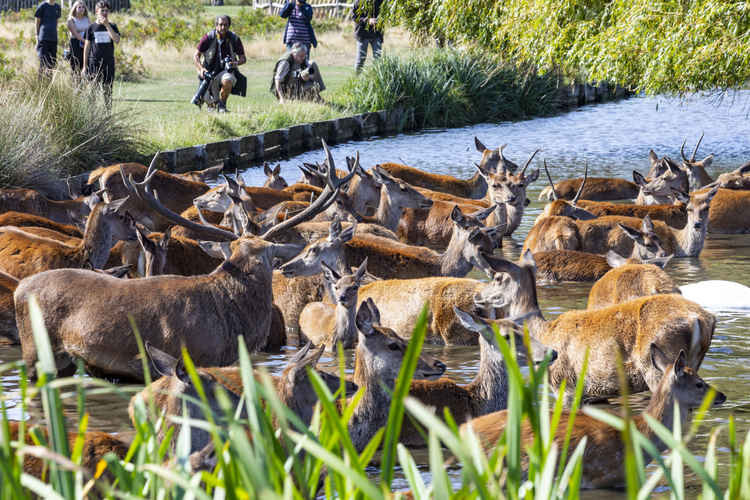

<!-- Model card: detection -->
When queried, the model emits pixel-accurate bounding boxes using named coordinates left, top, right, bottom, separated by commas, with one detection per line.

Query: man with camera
left=192, top=15, right=246, bottom=113
left=271, top=42, right=325, bottom=104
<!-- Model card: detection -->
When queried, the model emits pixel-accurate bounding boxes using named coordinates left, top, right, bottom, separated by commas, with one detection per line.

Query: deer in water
left=538, top=162, right=687, bottom=228
left=298, top=259, right=368, bottom=350
left=464, top=346, right=726, bottom=489
left=279, top=205, right=500, bottom=281
left=0, top=187, right=93, bottom=226
left=475, top=251, right=714, bottom=400
left=349, top=298, right=447, bottom=451
left=262, top=163, right=288, bottom=189
left=397, top=306, right=557, bottom=447
left=0, top=197, right=135, bottom=279
left=587, top=252, right=678, bottom=310
left=538, top=161, right=638, bottom=202
left=524, top=186, right=719, bottom=258
left=15, top=142, right=354, bottom=380
left=398, top=200, right=501, bottom=249
left=693, top=186, right=750, bottom=234
left=634, top=161, right=689, bottom=206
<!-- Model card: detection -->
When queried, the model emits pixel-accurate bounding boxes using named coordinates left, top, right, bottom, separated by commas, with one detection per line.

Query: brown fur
left=283, top=182, right=323, bottom=200
left=0, top=201, right=133, bottom=279
left=0, top=188, right=90, bottom=225
left=694, top=187, right=750, bottom=234
left=0, top=269, right=18, bottom=343
left=587, top=264, right=680, bottom=310
left=533, top=250, right=612, bottom=282
left=398, top=200, right=488, bottom=248
left=414, top=187, right=490, bottom=207
left=542, top=199, right=687, bottom=228
left=177, top=165, right=224, bottom=184
left=179, top=205, right=225, bottom=225
left=539, top=177, right=638, bottom=201
left=376, top=162, right=487, bottom=199
left=241, top=186, right=294, bottom=209
left=0, top=211, right=83, bottom=237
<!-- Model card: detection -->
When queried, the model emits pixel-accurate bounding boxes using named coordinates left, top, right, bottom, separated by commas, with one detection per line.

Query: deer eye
left=387, top=342, right=400, bottom=351
left=310, top=247, right=319, bottom=254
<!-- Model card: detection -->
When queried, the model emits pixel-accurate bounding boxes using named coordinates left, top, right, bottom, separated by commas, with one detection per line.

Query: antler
left=691, top=132, right=704, bottom=162
left=543, top=160, right=559, bottom=200
left=571, top=161, right=588, bottom=204
left=260, top=140, right=356, bottom=241
left=520, top=149, right=541, bottom=176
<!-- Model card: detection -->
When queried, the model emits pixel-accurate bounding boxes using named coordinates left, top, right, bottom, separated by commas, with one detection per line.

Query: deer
left=0, top=187, right=92, bottom=226
left=703, top=162, right=750, bottom=191
left=279, top=205, right=500, bottom=281
left=0, top=211, right=83, bottom=238
left=349, top=298, right=447, bottom=451
left=634, top=160, right=689, bottom=205
left=677, top=133, right=716, bottom=189
left=375, top=137, right=530, bottom=199
left=538, top=161, right=687, bottom=228
left=0, top=197, right=135, bottom=279
left=475, top=251, right=715, bottom=400
left=176, top=164, right=225, bottom=184
left=464, top=346, right=726, bottom=489
left=262, top=163, right=288, bottom=189
left=538, top=161, right=639, bottom=202
left=398, top=199, right=501, bottom=249
left=14, top=142, right=355, bottom=381
left=396, top=305, right=557, bottom=447
left=696, top=186, right=750, bottom=234
left=298, top=259, right=368, bottom=350
left=524, top=186, right=719, bottom=258
left=587, top=252, right=678, bottom=310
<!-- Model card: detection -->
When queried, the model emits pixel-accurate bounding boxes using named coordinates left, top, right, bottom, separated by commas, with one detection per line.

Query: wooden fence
left=251, top=0, right=353, bottom=18
left=0, top=0, right=129, bottom=12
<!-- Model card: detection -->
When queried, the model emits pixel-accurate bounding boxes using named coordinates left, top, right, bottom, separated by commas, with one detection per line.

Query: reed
left=0, top=301, right=746, bottom=498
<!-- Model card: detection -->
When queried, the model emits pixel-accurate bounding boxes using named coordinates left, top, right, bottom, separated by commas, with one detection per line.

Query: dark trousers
left=355, top=37, right=382, bottom=72
left=69, top=38, right=85, bottom=75
left=88, top=59, right=115, bottom=110
left=37, top=40, right=57, bottom=71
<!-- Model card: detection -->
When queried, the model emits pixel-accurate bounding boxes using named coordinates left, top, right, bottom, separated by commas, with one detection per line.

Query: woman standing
left=82, top=1, right=120, bottom=110
left=66, top=0, right=90, bottom=79
left=280, top=0, right=317, bottom=59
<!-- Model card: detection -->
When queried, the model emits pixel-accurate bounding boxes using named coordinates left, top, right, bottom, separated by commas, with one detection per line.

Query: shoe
left=217, top=101, right=228, bottom=113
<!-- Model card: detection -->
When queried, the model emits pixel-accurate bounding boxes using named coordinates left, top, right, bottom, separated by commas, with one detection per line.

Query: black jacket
left=352, top=0, right=383, bottom=40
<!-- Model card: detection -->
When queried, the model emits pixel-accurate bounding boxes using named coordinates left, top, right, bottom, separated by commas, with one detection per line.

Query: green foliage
left=132, top=0, right=204, bottom=18
left=114, top=45, right=149, bottom=82
left=0, top=71, right=148, bottom=190
left=0, top=50, right=15, bottom=82
left=380, top=0, right=750, bottom=95
left=336, top=49, right=562, bottom=129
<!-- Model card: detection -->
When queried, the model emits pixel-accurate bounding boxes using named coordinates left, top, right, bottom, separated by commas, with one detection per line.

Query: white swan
left=679, top=280, right=750, bottom=311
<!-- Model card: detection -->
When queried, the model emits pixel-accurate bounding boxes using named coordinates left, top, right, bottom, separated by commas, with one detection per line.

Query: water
left=2, top=91, right=750, bottom=494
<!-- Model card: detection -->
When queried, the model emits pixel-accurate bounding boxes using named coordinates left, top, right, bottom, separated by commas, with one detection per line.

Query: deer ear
left=273, top=164, right=281, bottom=176
left=135, top=225, right=155, bottom=252
left=198, top=241, right=232, bottom=260
left=450, top=205, right=465, bottom=224
left=320, top=261, right=340, bottom=283
left=705, top=185, right=719, bottom=202
left=524, top=169, right=540, bottom=184
left=649, top=343, right=670, bottom=375
left=633, top=171, right=647, bottom=186
left=673, top=350, right=687, bottom=377
left=175, top=358, right=191, bottom=385
left=356, top=301, right=375, bottom=335
left=145, top=342, right=178, bottom=378
left=264, top=163, right=272, bottom=176
left=104, top=196, right=130, bottom=214
left=649, top=150, right=659, bottom=165
left=475, top=136, right=487, bottom=153
left=354, top=257, right=368, bottom=282
left=605, top=250, right=628, bottom=268
left=521, top=248, right=536, bottom=267
left=340, top=221, right=356, bottom=243
left=617, top=223, right=642, bottom=242
left=641, top=215, right=655, bottom=233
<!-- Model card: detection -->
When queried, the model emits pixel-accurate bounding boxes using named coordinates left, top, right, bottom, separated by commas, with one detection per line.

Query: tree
left=379, top=0, right=750, bottom=95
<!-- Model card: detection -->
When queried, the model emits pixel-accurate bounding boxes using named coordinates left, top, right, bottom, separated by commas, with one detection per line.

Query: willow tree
left=379, top=0, right=750, bottom=95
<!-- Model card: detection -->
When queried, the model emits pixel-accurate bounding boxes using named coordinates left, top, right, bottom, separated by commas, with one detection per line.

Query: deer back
left=587, top=263, right=680, bottom=310
left=533, top=250, right=612, bottom=282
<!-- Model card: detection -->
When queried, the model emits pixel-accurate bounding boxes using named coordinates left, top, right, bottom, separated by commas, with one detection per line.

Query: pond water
left=2, top=91, right=750, bottom=495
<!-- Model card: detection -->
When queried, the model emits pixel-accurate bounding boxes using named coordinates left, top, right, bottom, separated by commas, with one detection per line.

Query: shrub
left=337, top=49, right=563, bottom=129
left=114, top=45, right=149, bottom=82
left=0, top=71, right=149, bottom=192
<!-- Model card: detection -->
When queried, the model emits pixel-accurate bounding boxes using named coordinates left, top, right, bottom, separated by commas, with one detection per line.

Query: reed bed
left=1, top=299, right=748, bottom=498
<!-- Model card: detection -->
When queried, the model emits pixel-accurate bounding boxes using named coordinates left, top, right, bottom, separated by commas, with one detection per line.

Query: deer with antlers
left=15, top=141, right=354, bottom=381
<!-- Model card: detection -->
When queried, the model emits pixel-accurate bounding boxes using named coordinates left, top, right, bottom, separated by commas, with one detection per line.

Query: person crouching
left=192, top=15, right=246, bottom=113
left=271, top=42, right=325, bottom=104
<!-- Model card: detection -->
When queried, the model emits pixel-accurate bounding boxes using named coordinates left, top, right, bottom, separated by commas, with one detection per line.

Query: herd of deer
left=2, top=132, right=747, bottom=490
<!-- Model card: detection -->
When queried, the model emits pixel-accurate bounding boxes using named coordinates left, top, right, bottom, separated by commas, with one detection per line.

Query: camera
left=191, top=57, right=235, bottom=106
left=293, top=64, right=315, bottom=80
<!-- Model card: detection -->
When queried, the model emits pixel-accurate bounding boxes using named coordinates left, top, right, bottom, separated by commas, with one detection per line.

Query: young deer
left=262, top=163, right=288, bottom=190
left=398, top=201, right=502, bottom=249
left=0, top=197, right=135, bottom=279
left=464, top=346, right=726, bottom=489
left=524, top=186, right=719, bottom=258
left=478, top=251, right=714, bottom=399
left=587, top=252, right=678, bottom=310
left=298, top=259, right=368, bottom=350
left=349, top=298, right=447, bottom=451
left=397, top=306, right=557, bottom=447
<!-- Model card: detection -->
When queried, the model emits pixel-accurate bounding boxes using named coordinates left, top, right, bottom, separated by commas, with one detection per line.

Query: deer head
left=263, top=163, right=288, bottom=190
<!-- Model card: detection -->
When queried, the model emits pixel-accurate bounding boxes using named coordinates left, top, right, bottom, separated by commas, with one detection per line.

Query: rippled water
left=2, top=92, right=750, bottom=494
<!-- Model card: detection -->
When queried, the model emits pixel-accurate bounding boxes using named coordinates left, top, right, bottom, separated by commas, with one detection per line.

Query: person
left=82, top=1, right=120, bottom=110
left=66, top=0, right=90, bottom=78
left=280, top=0, right=316, bottom=59
left=34, top=0, right=61, bottom=76
left=271, top=42, right=325, bottom=104
left=192, top=15, right=247, bottom=113
left=352, top=0, right=383, bottom=73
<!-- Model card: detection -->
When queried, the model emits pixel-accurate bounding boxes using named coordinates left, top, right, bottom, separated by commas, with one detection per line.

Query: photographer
left=271, top=43, right=325, bottom=104
left=192, top=15, right=246, bottom=113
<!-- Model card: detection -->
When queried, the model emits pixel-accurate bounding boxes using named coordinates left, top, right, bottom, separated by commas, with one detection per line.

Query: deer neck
left=469, top=170, right=488, bottom=198
left=508, top=289, right=548, bottom=343
left=374, top=187, right=402, bottom=232
left=635, top=388, right=688, bottom=455
left=79, top=208, right=114, bottom=269
left=350, top=350, right=393, bottom=451
left=333, top=302, right=357, bottom=348
left=470, top=335, right=508, bottom=415
left=439, top=233, right=472, bottom=276
left=675, top=210, right=708, bottom=257
left=691, top=166, right=714, bottom=188
left=503, top=200, right=524, bottom=235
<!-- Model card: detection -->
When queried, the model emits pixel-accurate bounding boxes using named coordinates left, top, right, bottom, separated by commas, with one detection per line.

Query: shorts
left=206, top=70, right=237, bottom=103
